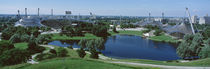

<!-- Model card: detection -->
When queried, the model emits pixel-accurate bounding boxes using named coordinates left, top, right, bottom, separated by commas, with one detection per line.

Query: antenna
left=25, top=8, right=27, bottom=17
left=38, top=8, right=40, bottom=16
left=186, top=8, right=195, bottom=34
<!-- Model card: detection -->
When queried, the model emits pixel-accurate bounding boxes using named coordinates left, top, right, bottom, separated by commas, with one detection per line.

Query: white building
left=191, top=15, right=198, bottom=24
left=199, top=16, right=210, bottom=25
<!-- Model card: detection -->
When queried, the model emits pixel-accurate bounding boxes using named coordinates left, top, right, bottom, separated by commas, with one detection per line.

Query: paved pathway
left=27, top=45, right=55, bottom=64
left=109, top=61, right=210, bottom=69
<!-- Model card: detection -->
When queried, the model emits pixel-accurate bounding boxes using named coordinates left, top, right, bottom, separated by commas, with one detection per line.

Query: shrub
left=77, top=48, right=86, bottom=58
left=35, top=53, right=56, bottom=61
left=49, top=49, right=57, bottom=55
left=57, top=47, right=68, bottom=57
left=0, top=40, right=14, bottom=54
left=0, top=49, right=30, bottom=66
left=67, top=46, right=73, bottom=49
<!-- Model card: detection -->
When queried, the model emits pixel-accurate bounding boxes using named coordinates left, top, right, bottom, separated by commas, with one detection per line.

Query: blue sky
left=0, top=0, right=209, bottom=17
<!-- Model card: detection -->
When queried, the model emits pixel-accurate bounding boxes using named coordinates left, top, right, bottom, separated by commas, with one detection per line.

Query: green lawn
left=14, top=42, right=28, bottom=49
left=51, top=33, right=100, bottom=40
left=109, top=31, right=143, bottom=36
left=149, top=34, right=178, bottom=43
left=115, top=58, right=210, bottom=67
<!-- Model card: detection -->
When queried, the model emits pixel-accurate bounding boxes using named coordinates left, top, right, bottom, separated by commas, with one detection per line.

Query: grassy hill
left=2, top=58, right=159, bottom=69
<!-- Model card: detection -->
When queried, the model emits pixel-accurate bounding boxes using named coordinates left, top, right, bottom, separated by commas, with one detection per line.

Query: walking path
left=109, top=61, right=210, bottom=69
left=116, top=28, right=145, bottom=31
left=27, top=45, right=55, bottom=64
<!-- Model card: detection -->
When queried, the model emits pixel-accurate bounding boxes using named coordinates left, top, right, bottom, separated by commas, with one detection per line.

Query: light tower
left=25, top=8, right=27, bottom=17
left=17, top=10, right=20, bottom=19
left=149, top=12, right=151, bottom=22
left=51, top=9, right=53, bottom=16
left=38, top=8, right=40, bottom=16
left=162, top=12, right=164, bottom=19
left=186, top=8, right=195, bottom=34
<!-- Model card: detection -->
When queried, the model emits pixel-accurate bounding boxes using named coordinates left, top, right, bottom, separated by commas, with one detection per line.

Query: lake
left=48, top=35, right=180, bottom=61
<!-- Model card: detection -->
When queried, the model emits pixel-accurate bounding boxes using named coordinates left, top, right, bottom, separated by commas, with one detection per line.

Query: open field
left=149, top=34, right=179, bottom=43
left=50, top=33, right=100, bottom=40
left=14, top=42, right=28, bottom=49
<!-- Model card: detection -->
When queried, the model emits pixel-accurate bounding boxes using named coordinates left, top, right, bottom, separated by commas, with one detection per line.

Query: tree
left=112, top=25, right=118, bottom=33
left=154, top=29, right=162, bottom=36
left=0, top=40, right=14, bottom=55
left=0, top=49, right=30, bottom=66
left=86, top=40, right=99, bottom=59
left=199, top=38, right=210, bottom=58
left=78, top=39, right=88, bottom=48
left=57, top=47, right=68, bottom=57
left=95, top=38, right=105, bottom=51
left=50, top=49, right=57, bottom=55
left=27, top=39, right=45, bottom=54
left=77, top=48, right=86, bottom=58
left=67, top=45, right=73, bottom=49
left=177, top=33, right=204, bottom=59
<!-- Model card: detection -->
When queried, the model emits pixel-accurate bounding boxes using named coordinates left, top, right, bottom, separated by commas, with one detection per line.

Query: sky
left=0, top=0, right=209, bottom=17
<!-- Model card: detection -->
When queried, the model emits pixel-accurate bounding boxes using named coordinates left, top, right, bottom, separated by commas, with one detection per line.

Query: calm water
left=48, top=35, right=180, bottom=61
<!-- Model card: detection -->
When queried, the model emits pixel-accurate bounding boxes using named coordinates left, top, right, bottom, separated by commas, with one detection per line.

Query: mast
left=186, top=8, right=195, bottom=34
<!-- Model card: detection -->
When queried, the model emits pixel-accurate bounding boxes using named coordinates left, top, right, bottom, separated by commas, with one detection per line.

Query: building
left=191, top=15, right=198, bottom=24
left=199, top=16, right=210, bottom=25
left=15, top=16, right=43, bottom=27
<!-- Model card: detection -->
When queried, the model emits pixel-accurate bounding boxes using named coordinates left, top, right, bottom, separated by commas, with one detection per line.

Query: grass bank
left=50, top=33, right=100, bottom=40
left=109, top=31, right=143, bottom=36
left=149, top=34, right=179, bottom=43
left=115, top=58, right=210, bottom=67
left=14, top=42, right=28, bottom=49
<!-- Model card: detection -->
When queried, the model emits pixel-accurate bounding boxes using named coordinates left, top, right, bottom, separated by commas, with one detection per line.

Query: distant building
left=191, top=15, right=198, bottom=24
left=199, top=16, right=210, bottom=25
left=15, top=16, right=43, bottom=27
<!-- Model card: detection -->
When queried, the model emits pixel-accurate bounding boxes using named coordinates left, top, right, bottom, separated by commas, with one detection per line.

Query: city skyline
left=0, top=0, right=209, bottom=17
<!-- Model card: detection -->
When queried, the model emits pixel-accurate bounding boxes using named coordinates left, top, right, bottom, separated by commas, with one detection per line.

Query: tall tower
left=25, top=8, right=27, bottom=17
left=51, top=9, right=53, bottom=16
left=38, top=8, right=40, bottom=16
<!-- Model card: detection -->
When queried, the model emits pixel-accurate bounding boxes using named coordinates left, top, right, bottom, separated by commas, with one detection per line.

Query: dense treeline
left=177, top=33, right=210, bottom=60
left=41, top=19, right=71, bottom=29
left=61, top=22, right=110, bottom=37
left=0, top=26, right=52, bottom=66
